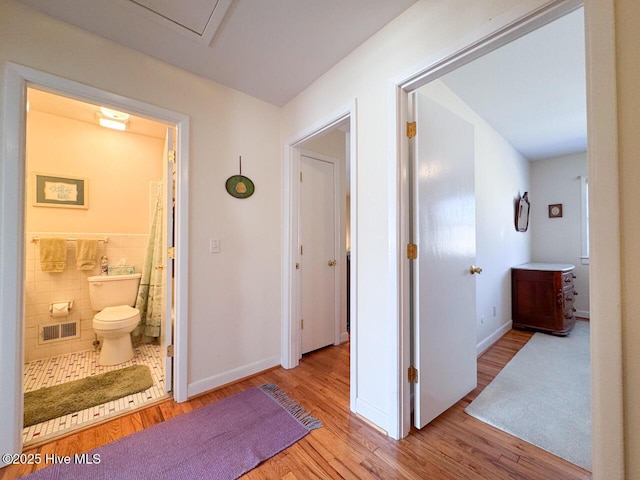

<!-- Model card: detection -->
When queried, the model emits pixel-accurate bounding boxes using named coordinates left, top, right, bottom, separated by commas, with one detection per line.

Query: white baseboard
left=576, top=310, right=590, bottom=319
left=476, top=321, right=513, bottom=357
left=355, top=397, right=389, bottom=436
left=187, top=355, right=280, bottom=398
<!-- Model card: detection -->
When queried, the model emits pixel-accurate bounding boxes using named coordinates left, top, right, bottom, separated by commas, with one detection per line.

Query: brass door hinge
left=168, top=247, right=175, bottom=259
left=300, top=172, right=303, bottom=182
left=167, top=345, right=175, bottom=357
left=406, top=121, right=417, bottom=139
left=407, top=243, right=417, bottom=260
left=408, top=366, right=418, bottom=383
left=168, top=150, right=176, bottom=164
left=301, top=319, right=304, bottom=330
left=300, top=245, right=303, bottom=255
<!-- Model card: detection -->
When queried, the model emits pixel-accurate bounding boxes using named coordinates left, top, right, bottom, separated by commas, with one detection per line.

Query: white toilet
left=88, top=273, right=142, bottom=366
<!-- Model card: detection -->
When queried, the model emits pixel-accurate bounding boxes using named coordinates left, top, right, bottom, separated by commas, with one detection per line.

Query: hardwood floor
left=1, top=329, right=591, bottom=480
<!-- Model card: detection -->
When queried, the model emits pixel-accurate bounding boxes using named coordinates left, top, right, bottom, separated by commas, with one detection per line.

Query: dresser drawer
left=562, top=272, right=576, bottom=288
left=563, top=288, right=577, bottom=309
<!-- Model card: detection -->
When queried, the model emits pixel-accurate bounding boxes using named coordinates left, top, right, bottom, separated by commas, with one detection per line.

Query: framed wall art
left=33, top=173, right=88, bottom=209
left=548, top=203, right=563, bottom=218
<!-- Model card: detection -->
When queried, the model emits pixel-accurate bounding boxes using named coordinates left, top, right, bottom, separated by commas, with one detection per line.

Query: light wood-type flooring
left=1, top=328, right=591, bottom=479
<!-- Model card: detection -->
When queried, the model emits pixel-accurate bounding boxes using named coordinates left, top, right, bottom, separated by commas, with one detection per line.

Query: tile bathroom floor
left=22, top=342, right=167, bottom=446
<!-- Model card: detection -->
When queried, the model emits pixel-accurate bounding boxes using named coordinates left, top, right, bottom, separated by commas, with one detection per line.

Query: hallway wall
left=0, top=0, right=283, bottom=411
left=281, top=0, right=552, bottom=436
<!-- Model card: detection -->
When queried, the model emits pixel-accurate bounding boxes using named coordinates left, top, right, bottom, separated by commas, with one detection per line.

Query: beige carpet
left=465, top=321, right=591, bottom=470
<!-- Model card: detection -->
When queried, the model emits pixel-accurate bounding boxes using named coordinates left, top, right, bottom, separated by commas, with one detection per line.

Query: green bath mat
left=24, top=365, right=154, bottom=427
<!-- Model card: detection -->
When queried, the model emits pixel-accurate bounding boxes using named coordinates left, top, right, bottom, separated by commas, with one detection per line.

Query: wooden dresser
left=511, top=263, right=577, bottom=335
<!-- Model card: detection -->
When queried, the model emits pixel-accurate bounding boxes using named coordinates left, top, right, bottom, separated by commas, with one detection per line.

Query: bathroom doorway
left=21, top=87, right=176, bottom=445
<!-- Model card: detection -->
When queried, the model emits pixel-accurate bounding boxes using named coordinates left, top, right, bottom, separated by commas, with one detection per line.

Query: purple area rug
left=24, top=384, right=321, bottom=480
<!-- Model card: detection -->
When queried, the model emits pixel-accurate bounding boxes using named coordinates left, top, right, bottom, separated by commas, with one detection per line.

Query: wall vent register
left=39, top=321, right=79, bottom=344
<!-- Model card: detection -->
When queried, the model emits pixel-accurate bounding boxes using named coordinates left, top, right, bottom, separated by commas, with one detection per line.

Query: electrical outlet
left=492, top=306, right=497, bottom=317
left=209, top=238, right=221, bottom=253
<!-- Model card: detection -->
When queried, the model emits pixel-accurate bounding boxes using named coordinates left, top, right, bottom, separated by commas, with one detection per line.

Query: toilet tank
left=88, top=273, right=142, bottom=311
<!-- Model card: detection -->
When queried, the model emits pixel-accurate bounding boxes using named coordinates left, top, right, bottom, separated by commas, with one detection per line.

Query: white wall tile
left=24, top=232, right=149, bottom=362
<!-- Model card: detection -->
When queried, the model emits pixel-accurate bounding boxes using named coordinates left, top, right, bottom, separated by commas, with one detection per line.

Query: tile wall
left=24, top=232, right=149, bottom=362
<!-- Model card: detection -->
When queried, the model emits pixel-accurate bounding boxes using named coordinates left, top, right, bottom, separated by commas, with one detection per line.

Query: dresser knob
left=564, top=277, right=572, bottom=283
left=572, top=274, right=577, bottom=279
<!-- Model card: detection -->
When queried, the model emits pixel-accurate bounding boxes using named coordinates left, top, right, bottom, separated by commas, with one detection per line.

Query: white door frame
left=282, top=100, right=357, bottom=410
left=0, top=63, right=190, bottom=457
left=298, top=149, right=342, bottom=355
left=392, top=0, right=622, bottom=476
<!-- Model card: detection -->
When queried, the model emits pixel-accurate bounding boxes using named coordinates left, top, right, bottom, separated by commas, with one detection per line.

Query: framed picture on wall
left=548, top=203, right=563, bottom=218
left=33, top=173, right=88, bottom=209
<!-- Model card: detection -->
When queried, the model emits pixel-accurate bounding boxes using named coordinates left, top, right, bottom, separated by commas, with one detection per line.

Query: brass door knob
left=328, top=260, right=337, bottom=267
left=469, top=265, right=483, bottom=275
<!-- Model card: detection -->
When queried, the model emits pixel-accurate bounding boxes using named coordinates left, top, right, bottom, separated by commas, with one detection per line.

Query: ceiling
left=17, top=1, right=586, bottom=161
left=440, top=7, right=586, bottom=161
left=15, top=0, right=417, bottom=107
left=28, top=88, right=168, bottom=139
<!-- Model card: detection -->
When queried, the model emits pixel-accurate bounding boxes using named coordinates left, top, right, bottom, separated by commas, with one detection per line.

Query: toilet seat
left=94, top=305, right=140, bottom=330
left=95, top=305, right=138, bottom=321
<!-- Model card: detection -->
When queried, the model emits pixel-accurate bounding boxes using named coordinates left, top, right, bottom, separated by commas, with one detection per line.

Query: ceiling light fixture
left=97, top=106, right=130, bottom=131
left=98, top=117, right=128, bottom=131
left=99, top=107, right=130, bottom=122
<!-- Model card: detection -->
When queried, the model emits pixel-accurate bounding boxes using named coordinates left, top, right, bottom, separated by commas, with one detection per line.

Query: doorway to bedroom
left=400, top=3, right=592, bottom=472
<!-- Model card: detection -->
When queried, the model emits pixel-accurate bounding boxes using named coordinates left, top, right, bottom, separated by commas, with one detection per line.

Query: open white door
left=300, top=153, right=337, bottom=354
left=161, top=128, right=175, bottom=393
left=411, top=90, right=478, bottom=428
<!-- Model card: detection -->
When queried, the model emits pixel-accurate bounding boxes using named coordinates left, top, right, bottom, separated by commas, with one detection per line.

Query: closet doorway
left=283, top=107, right=356, bottom=410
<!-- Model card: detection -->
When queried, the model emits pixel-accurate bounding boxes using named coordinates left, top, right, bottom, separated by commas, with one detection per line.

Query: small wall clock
left=548, top=204, right=563, bottom=218
left=225, top=156, right=255, bottom=199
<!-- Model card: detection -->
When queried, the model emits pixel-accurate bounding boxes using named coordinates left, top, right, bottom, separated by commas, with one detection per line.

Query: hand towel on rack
left=39, top=237, right=67, bottom=272
left=76, top=239, right=99, bottom=270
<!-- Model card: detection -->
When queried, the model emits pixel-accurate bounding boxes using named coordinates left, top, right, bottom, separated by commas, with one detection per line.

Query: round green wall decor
left=225, top=156, right=255, bottom=199
left=225, top=174, right=255, bottom=199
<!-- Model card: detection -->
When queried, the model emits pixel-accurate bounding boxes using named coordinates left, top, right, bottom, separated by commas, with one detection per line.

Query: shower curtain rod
left=31, top=236, right=109, bottom=243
